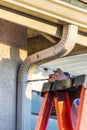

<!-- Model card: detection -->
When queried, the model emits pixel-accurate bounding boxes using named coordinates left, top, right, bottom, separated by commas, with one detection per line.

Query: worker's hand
left=48, top=68, right=69, bottom=82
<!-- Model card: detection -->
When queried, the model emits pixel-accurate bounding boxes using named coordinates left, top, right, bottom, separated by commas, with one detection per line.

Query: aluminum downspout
left=17, top=24, right=78, bottom=130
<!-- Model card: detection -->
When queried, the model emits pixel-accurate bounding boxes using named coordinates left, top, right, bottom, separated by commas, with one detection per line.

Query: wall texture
left=0, top=20, right=27, bottom=130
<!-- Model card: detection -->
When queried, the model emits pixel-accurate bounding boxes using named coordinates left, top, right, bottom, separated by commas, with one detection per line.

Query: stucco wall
left=0, top=20, right=27, bottom=130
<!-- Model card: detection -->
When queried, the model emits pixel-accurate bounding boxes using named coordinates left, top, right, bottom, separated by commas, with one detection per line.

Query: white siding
left=32, top=53, right=87, bottom=92
left=41, top=53, right=87, bottom=77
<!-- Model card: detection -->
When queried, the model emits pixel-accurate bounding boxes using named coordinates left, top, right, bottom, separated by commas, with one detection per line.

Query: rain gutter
left=1, top=0, right=87, bottom=32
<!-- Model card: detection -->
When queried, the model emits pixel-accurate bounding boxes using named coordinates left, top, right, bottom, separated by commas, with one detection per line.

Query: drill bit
left=25, top=78, right=48, bottom=83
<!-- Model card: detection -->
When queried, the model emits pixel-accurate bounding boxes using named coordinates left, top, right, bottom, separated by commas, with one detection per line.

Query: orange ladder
left=35, top=75, right=87, bottom=130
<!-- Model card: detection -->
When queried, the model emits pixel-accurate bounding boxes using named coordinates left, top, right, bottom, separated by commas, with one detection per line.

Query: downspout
left=17, top=24, right=78, bottom=130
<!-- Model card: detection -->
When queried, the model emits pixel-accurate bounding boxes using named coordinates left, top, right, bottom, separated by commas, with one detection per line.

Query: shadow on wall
left=0, top=19, right=28, bottom=130
left=0, top=20, right=27, bottom=50
left=0, top=46, right=23, bottom=130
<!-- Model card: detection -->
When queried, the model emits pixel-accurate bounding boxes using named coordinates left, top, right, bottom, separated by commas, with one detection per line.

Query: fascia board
left=1, top=0, right=87, bottom=32
left=0, top=7, right=62, bottom=37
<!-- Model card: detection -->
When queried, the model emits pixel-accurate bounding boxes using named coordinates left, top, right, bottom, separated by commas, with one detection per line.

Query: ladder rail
left=35, top=92, right=54, bottom=130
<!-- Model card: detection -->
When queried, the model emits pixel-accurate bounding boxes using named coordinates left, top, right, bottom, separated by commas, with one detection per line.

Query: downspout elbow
left=17, top=24, right=78, bottom=130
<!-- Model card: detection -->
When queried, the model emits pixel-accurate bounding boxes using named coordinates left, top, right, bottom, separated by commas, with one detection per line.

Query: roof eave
left=1, top=0, right=87, bottom=32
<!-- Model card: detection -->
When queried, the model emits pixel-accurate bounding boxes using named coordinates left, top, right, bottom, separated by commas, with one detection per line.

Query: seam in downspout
left=17, top=24, right=78, bottom=130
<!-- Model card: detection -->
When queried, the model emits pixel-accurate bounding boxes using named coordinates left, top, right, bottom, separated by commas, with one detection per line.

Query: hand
left=48, top=68, right=69, bottom=82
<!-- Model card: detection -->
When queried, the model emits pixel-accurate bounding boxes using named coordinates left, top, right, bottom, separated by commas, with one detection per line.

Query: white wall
left=0, top=20, right=27, bottom=130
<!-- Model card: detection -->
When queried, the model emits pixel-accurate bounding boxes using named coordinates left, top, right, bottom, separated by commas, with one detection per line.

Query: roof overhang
left=0, top=0, right=87, bottom=49
left=1, top=0, right=87, bottom=33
